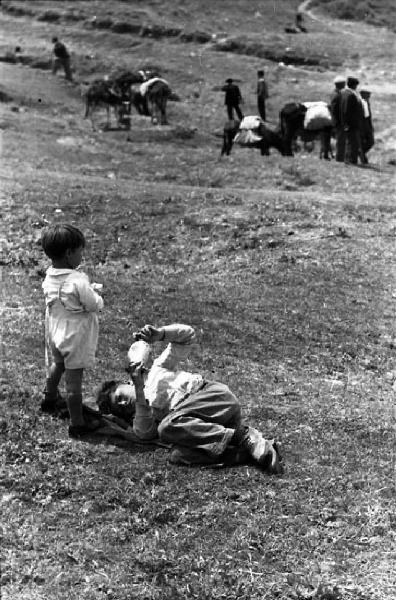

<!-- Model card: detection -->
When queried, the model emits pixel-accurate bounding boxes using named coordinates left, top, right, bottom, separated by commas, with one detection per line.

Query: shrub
left=111, top=21, right=141, bottom=34
left=37, top=10, right=61, bottom=22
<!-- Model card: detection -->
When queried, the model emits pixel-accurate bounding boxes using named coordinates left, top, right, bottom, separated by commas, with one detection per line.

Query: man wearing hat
left=340, top=76, right=364, bottom=164
left=330, top=75, right=346, bottom=162
left=221, top=78, right=244, bottom=121
left=360, top=88, right=374, bottom=164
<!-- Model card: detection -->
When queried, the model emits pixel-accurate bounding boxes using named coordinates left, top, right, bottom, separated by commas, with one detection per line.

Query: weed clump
left=37, top=10, right=61, bottom=22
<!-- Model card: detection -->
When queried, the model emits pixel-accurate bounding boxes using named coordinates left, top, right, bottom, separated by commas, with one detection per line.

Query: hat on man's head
left=225, top=78, right=233, bottom=83
left=334, top=75, right=345, bottom=84
left=360, top=87, right=371, bottom=95
left=347, top=75, right=359, bottom=85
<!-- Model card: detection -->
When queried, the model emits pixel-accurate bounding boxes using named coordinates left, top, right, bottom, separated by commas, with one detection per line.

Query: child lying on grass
left=96, top=323, right=284, bottom=474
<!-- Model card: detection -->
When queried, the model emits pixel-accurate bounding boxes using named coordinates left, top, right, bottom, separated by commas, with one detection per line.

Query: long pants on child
left=158, top=381, right=242, bottom=461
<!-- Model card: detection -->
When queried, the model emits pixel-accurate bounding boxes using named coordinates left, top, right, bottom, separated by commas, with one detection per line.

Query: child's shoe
left=239, top=427, right=284, bottom=475
left=41, top=390, right=66, bottom=414
left=68, top=418, right=103, bottom=438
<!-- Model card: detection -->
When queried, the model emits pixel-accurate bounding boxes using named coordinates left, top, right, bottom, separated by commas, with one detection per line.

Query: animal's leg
left=260, top=143, right=270, bottom=156
left=151, top=102, right=158, bottom=125
left=161, top=98, right=168, bottom=125
left=90, top=108, right=97, bottom=131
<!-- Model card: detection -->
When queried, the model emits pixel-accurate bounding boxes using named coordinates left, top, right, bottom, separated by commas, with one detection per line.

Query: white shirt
left=128, top=325, right=204, bottom=420
left=361, top=98, right=370, bottom=118
left=42, top=268, right=104, bottom=313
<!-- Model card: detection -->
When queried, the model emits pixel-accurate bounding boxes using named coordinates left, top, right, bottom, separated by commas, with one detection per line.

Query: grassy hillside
left=312, top=0, right=396, bottom=32
left=1, top=1, right=396, bottom=600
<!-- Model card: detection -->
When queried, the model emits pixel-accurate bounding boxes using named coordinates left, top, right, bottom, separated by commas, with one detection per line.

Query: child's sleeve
left=154, top=324, right=196, bottom=370
left=75, top=274, right=104, bottom=312
left=133, top=400, right=158, bottom=440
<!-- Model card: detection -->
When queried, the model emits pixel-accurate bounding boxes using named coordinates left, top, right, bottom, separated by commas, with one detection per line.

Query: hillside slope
left=1, top=2, right=395, bottom=600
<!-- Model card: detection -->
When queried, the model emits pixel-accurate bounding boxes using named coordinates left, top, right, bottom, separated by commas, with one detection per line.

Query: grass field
left=1, top=1, right=396, bottom=599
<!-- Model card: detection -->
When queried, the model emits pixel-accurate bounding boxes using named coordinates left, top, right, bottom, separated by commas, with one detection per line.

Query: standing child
left=40, top=224, right=104, bottom=437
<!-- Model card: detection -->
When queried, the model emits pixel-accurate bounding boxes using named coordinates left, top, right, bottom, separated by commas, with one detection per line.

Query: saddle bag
left=303, top=102, right=332, bottom=131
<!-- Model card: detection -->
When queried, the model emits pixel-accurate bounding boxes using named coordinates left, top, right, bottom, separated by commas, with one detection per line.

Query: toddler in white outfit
left=41, top=224, right=104, bottom=437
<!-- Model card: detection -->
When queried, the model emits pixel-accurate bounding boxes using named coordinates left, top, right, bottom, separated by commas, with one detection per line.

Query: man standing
left=51, top=36, right=73, bottom=81
left=359, top=88, right=374, bottom=164
left=221, top=78, right=244, bottom=121
left=256, top=70, right=269, bottom=121
left=340, top=75, right=363, bottom=165
left=330, top=75, right=346, bottom=162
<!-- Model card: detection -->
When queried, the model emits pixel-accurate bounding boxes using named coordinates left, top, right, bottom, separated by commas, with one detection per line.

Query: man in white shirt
left=96, top=323, right=283, bottom=474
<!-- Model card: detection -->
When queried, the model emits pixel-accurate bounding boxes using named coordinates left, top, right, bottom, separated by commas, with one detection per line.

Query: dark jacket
left=221, top=83, right=242, bottom=106
left=340, top=88, right=363, bottom=129
left=330, top=89, right=343, bottom=127
left=53, top=41, right=70, bottom=60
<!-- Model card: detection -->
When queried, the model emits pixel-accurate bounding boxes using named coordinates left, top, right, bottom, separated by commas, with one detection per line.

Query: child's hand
left=129, top=364, right=145, bottom=389
left=133, top=324, right=163, bottom=343
left=91, top=282, right=103, bottom=292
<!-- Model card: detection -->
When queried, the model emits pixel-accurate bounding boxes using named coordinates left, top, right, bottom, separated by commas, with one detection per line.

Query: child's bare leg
left=46, top=362, right=65, bottom=395
left=65, top=368, right=85, bottom=426
left=42, top=362, right=65, bottom=412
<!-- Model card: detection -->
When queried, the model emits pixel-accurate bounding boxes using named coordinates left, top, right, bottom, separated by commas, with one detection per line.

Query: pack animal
left=83, top=71, right=144, bottom=130
left=144, top=79, right=172, bottom=125
left=279, top=102, right=333, bottom=159
left=221, top=117, right=286, bottom=157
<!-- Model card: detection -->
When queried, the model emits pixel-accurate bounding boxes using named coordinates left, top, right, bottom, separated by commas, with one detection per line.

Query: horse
left=145, top=79, right=172, bottom=125
left=221, top=118, right=286, bottom=156
left=279, top=102, right=333, bottom=158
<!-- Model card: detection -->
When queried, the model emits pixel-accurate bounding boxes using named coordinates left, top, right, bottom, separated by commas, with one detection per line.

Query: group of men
left=53, top=36, right=374, bottom=165
left=330, top=75, right=374, bottom=164
left=221, top=70, right=269, bottom=123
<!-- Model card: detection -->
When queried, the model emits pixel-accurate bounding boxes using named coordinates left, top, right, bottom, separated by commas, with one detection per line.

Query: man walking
left=221, top=78, right=244, bottom=121
left=51, top=36, right=73, bottom=81
left=340, top=75, right=363, bottom=165
left=256, top=70, right=269, bottom=121
left=330, top=75, right=346, bottom=162
left=359, top=88, right=374, bottom=164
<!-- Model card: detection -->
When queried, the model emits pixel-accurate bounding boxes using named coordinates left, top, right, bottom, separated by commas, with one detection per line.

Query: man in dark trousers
left=51, top=36, right=73, bottom=81
left=330, top=75, right=346, bottom=162
left=340, top=75, right=363, bottom=165
left=256, top=70, right=269, bottom=121
left=359, top=88, right=374, bottom=164
left=221, top=78, right=243, bottom=121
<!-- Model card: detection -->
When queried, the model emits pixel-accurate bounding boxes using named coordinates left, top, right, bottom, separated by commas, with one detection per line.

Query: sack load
left=234, top=115, right=264, bottom=146
left=239, top=115, right=263, bottom=130
left=303, top=102, right=332, bottom=131
left=140, top=77, right=169, bottom=96
left=234, top=129, right=262, bottom=146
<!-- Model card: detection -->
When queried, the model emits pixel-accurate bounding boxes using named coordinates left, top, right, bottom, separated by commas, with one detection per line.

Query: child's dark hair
left=41, top=224, right=85, bottom=260
left=96, top=380, right=119, bottom=414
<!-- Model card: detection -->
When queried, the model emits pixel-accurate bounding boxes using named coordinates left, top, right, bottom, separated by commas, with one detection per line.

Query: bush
left=111, top=21, right=141, bottom=34
left=37, top=10, right=61, bottom=22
